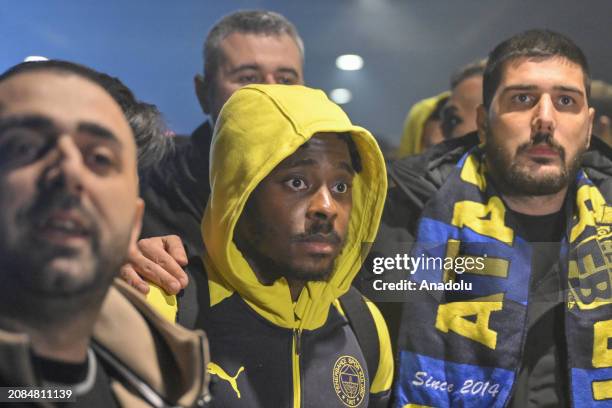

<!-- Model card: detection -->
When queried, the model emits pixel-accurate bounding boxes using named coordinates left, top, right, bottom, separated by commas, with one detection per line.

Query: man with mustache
left=364, top=30, right=611, bottom=407
left=0, top=61, right=210, bottom=407
left=199, top=84, right=393, bottom=406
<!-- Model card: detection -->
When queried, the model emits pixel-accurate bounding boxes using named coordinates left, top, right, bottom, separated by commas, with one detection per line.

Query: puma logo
left=207, top=362, right=245, bottom=399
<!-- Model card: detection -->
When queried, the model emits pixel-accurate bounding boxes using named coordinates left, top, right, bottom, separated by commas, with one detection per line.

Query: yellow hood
left=397, top=91, right=450, bottom=157
left=202, top=84, right=387, bottom=330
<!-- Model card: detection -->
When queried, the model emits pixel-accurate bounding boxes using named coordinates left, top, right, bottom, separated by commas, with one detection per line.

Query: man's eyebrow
left=501, top=84, right=585, bottom=97
left=501, top=84, right=539, bottom=94
left=77, top=122, right=121, bottom=146
left=554, top=85, right=584, bottom=96
left=276, top=67, right=299, bottom=77
left=0, top=114, right=55, bottom=133
left=282, top=158, right=317, bottom=169
left=228, top=65, right=299, bottom=78
left=228, top=64, right=260, bottom=75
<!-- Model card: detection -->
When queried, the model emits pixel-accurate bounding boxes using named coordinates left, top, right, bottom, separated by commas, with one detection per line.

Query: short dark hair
left=0, top=60, right=107, bottom=88
left=203, top=10, right=304, bottom=81
left=90, top=72, right=174, bottom=179
left=125, top=101, right=174, bottom=180
left=483, top=29, right=591, bottom=109
left=0, top=60, right=173, bottom=179
left=450, top=58, right=486, bottom=90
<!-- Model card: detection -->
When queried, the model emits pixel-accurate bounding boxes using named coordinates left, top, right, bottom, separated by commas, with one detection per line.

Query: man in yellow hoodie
left=148, top=84, right=392, bottom=406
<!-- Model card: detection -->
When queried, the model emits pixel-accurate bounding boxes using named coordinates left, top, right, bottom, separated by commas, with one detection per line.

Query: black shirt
left=508, top=209, right=568, bottom=408
left=33, top=351, right=118, bottom=408
left=140, top=121, right=212, bottom=257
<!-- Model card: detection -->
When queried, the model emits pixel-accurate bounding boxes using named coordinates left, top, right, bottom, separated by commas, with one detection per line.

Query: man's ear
left=476, top=104, right=488, bottom=144
left=194, top=73, right=211, bottom=115
left=128, top=198, right=145, bottom=254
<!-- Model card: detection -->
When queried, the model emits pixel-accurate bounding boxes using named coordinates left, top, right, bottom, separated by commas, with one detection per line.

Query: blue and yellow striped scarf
left=394, top=146, right=612, bottom=407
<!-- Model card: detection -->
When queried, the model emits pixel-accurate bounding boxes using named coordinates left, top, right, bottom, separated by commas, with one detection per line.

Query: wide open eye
left=511, top=93, right=535, bottom=105
left=331, top=182, right=351, bottom=194
left=558, top=95, right=575, bottom=107
left=284, top=177, right=308, bottom=191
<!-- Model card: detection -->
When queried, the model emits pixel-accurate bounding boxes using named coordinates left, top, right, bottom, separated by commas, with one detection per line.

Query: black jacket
left=140, top=122, right=212, bottom=258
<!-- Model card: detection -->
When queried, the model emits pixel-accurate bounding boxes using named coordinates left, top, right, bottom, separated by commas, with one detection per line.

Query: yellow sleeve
left=365, top=299, right=394, bottom=394
left=145, top=283, right=178, bottom=323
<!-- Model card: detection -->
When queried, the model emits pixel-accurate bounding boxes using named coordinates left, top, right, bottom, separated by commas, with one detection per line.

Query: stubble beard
left=485, top=129, right=584, bottom=197
left=0, top=199, right=133, bottom=327
left=0, top=233, right=133, bottom=332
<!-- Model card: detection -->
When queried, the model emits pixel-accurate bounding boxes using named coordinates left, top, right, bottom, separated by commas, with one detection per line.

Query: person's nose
left=531, top=94, right=556, bottom=135
left=306, top=185, right=338, bottom=224
left=42, top=135, right=85, bottom=194
left=263, top=73, right=278, bottom=84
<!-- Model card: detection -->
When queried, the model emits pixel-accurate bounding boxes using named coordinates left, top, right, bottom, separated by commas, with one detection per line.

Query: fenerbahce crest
left=333, top=356, right=366, bottom=407
left=567, top=196, right=612, bottom=310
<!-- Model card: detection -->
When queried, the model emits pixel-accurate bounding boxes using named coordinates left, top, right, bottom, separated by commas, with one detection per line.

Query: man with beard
left=361, top=30, right=611, bottom=407
left=0, top=61, right=209, bottom=407
left=197, top=84, right=392, bottom=406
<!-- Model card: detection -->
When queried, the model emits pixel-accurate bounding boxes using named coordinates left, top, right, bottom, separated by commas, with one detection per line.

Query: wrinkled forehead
left=218, top=32, right=304, bottom=68
left=0, top=71, right=134, bottom=153
left=274, top=132, right=354, bottom=172
left=500, top=56, right=587, bottom=88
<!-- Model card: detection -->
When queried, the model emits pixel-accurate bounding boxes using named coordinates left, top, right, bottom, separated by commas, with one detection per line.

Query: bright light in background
left=23, top=55, right=49, bottom=62
left=330, top=88, right=352, bottom=104
left=336, top=54, right=363, bottom=71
